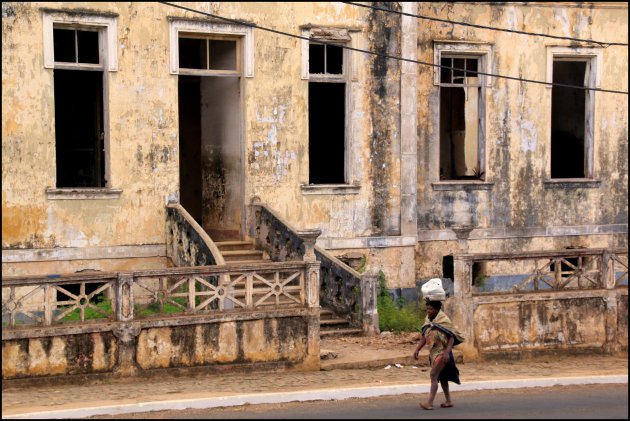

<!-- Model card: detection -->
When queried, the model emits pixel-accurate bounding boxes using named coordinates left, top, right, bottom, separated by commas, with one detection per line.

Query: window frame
left=301, top=27, right=358, bottom=190
left=43, top=10, right=117, bottom=195
left=433, top=41, right=492, bottom=183
left=169, top=19, right=254, bottom=78
left=545, top=46, right=602, bottom=181
left=177, top=32, right=242, bottom=77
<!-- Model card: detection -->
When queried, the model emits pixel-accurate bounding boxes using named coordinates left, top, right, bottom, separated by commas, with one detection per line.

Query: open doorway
left=178, top=75, right=243, bottom=241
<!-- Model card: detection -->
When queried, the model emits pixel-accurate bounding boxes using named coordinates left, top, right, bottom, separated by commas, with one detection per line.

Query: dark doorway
left=178, top=76, right=203, bottom=225
left=178, top=75, right=242, bottom=240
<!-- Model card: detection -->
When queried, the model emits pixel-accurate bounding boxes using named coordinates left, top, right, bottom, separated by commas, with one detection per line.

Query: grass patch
left=134, top=297, right=187, bottom=318
left=377, top=271, right=426, bottom=333
left=59, top=296, right=113, bottom=322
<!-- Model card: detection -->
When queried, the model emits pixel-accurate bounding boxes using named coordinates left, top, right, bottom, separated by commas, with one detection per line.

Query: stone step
left=320, top=318, right=350, bottom=326
left=320, top=327, right=364, bottom=337
left=215, top=241, right=256, bottom=252
left=222, top=250, right=265, bottom=261
left=320, top=309, right=334, bottom=319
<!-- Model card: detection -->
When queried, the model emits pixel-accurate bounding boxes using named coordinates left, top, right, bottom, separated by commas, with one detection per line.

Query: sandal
left=440, top=402, right=454, bottom=408
left=419, top=402, right=433, bottom=410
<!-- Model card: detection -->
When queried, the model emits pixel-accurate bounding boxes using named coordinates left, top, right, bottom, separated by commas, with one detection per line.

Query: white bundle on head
left=421, top=278, right=446, bottom=302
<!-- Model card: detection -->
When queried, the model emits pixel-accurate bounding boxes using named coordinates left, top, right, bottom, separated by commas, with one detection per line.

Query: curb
left=3, top=375, right=627, bottom=419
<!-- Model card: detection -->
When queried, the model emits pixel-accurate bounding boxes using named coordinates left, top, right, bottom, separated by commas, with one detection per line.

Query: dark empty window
left=53, top=28, right=99, bottom=64
left=309, top=82, right=345, bottom=184
left=179, top=37, right=237, bottom=71
left=308, top=42, right=346, bottom=184
left=551, top=60, right=587, bottom=178
left=439, top=56, right=483, bottom=180
left=309, top=43, right=343, bottom=75
left=53, top=27, right=105, bottom=188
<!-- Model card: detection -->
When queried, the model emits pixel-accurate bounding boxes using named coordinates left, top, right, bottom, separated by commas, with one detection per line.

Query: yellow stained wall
left=2, top=2, right=402, bottom=257
left=415, top=3, right=628, bottom=280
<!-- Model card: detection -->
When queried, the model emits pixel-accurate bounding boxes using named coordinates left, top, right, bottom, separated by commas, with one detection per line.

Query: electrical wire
left=159, top=2, right=628, bottom=95
left=342, top=1, right=628, bottom=47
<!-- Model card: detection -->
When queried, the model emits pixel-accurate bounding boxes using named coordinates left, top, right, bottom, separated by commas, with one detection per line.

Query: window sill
left=46, top=188, right=123, bottom=200
left=431, top=181, right=493, bottom=191
left=300, top=184, right=361, bottom=195
left=543, top=179, right=602, bottom=189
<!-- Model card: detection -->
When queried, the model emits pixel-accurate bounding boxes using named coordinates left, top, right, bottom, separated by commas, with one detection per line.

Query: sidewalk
left=2, top=335, right=627, bottom=419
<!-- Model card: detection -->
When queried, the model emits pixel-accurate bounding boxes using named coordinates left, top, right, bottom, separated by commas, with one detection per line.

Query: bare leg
left=440, top=378, right=453, bottom=407
left=420, top=356, right=447, bottom=410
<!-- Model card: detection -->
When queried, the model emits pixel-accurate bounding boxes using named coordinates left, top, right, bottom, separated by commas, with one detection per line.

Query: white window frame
left=43, top=10, right=118, bottom=196
left=169, top=19, right=254, bottom=78
left=43, top=10, right=118, bottom=71
left=433, top=41, right=492, bottom=183
left=546, top=46, right=602, bottom=180
left=433, top=41, right=493, bottom=87
left=300, top=27, right=359, bottom=190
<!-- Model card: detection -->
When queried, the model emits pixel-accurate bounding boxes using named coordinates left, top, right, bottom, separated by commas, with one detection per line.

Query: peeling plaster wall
left=2, top=2, right=179, bottom=255
left=474, top=297, right=609, bottom=354
left=240, top=2, right=402, bottom=242
left=2, top=333, right=117, bottom=379
left=3, top=2, right=408, bottom=282
left=415, top=3, right=628, bottom=280
left=2, top=316, right=315, bottom=379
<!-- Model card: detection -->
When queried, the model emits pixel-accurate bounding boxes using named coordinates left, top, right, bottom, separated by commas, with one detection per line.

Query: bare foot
left=440, top=402, right=454, bottom=408
left=419, top=402, right=433, bottom=410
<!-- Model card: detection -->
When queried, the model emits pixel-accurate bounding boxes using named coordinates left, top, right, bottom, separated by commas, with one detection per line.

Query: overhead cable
left=159, top=2, right=628, bottom=95
left=342, top=1, right=628, bottom=47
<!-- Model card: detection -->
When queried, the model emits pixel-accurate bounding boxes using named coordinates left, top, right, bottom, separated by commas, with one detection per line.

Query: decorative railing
left=453, top=248, right=628, bottom=295
left=2, top=261, right=318, bottom=329
left=249, top=198, right=379, bottom=334
left=166, top=203, right=225, bottom=267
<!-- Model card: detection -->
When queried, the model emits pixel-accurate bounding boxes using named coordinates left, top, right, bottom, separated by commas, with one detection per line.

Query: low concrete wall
left=447, top=249, right=628, bottom=360
left=2, top=310, right=319, bottom=380
left=472, top=293, right=623, bottom=355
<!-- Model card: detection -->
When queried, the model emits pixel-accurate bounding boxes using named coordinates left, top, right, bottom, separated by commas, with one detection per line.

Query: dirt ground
left=325, top=331, right=421, bottom=348
left=321, top=331, right=629, bottom=379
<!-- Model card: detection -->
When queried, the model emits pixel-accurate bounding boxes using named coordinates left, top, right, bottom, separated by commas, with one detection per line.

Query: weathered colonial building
left=2, top=2, right=627, bottom=378
left=2, top=2, right=417, bottom=284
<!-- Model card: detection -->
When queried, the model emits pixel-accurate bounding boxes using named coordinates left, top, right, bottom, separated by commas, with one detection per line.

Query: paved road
left=90, top=383, right=628, bottom=419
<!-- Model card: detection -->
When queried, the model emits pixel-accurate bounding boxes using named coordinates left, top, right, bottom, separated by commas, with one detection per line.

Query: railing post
left=44, top=284, right=55, bottom=326
left=448, top=256, right=478, bottom=360
left=298, top=229, right=321, bottom=308
left=297, top=229, right=321, bottom=262
left=116, top=272, right=134, bottom=322
left=361, top=274, right=379, bottom=336
left=603, top=250, right=614, bottom=289
left=602, top=250, right=620, bottom=354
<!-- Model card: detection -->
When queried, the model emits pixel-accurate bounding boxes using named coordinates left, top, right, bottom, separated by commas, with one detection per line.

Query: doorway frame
left=170, top=19, right=254, bottom=239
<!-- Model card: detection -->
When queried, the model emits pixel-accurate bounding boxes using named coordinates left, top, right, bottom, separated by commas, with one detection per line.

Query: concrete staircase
left=319, top=307, right=362, bottom=337
left=215, top=240, right=363, bottom=338
left=215, top=240, right=268, bottom=264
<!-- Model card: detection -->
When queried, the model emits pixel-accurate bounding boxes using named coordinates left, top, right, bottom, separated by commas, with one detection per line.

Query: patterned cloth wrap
left=421, top=309, right=465, bottom=384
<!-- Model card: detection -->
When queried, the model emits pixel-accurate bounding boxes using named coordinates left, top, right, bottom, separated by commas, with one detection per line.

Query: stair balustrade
left=248, top=198, right=379, bottom=335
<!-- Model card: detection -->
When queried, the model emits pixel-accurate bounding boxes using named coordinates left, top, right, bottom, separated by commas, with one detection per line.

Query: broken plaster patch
left=253, top=104, right=295, bottom=181
left=519, top=120, right=538, bottom=152
left=46, top=207, right=92, bottom=247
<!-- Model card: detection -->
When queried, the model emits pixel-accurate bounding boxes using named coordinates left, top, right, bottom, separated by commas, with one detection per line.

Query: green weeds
left=377, top=271, right=425, bottom=333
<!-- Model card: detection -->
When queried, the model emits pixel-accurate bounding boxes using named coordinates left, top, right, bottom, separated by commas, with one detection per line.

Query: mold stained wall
left=415, top=3, right=628, bottom=278
left=2, top=3, right=404, bottom=251
left=236, top=2, right=402, bottom=240
left=2, top=2, right=179, bottom=254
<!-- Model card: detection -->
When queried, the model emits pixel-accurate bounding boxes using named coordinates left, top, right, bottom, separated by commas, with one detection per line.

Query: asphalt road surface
left=90, top=383, right=628, bottom=419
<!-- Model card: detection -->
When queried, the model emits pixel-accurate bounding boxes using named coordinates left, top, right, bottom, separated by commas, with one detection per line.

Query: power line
left=342, top=1, right=628, bottom=47
left=159, top=2, right=628, bottom=95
